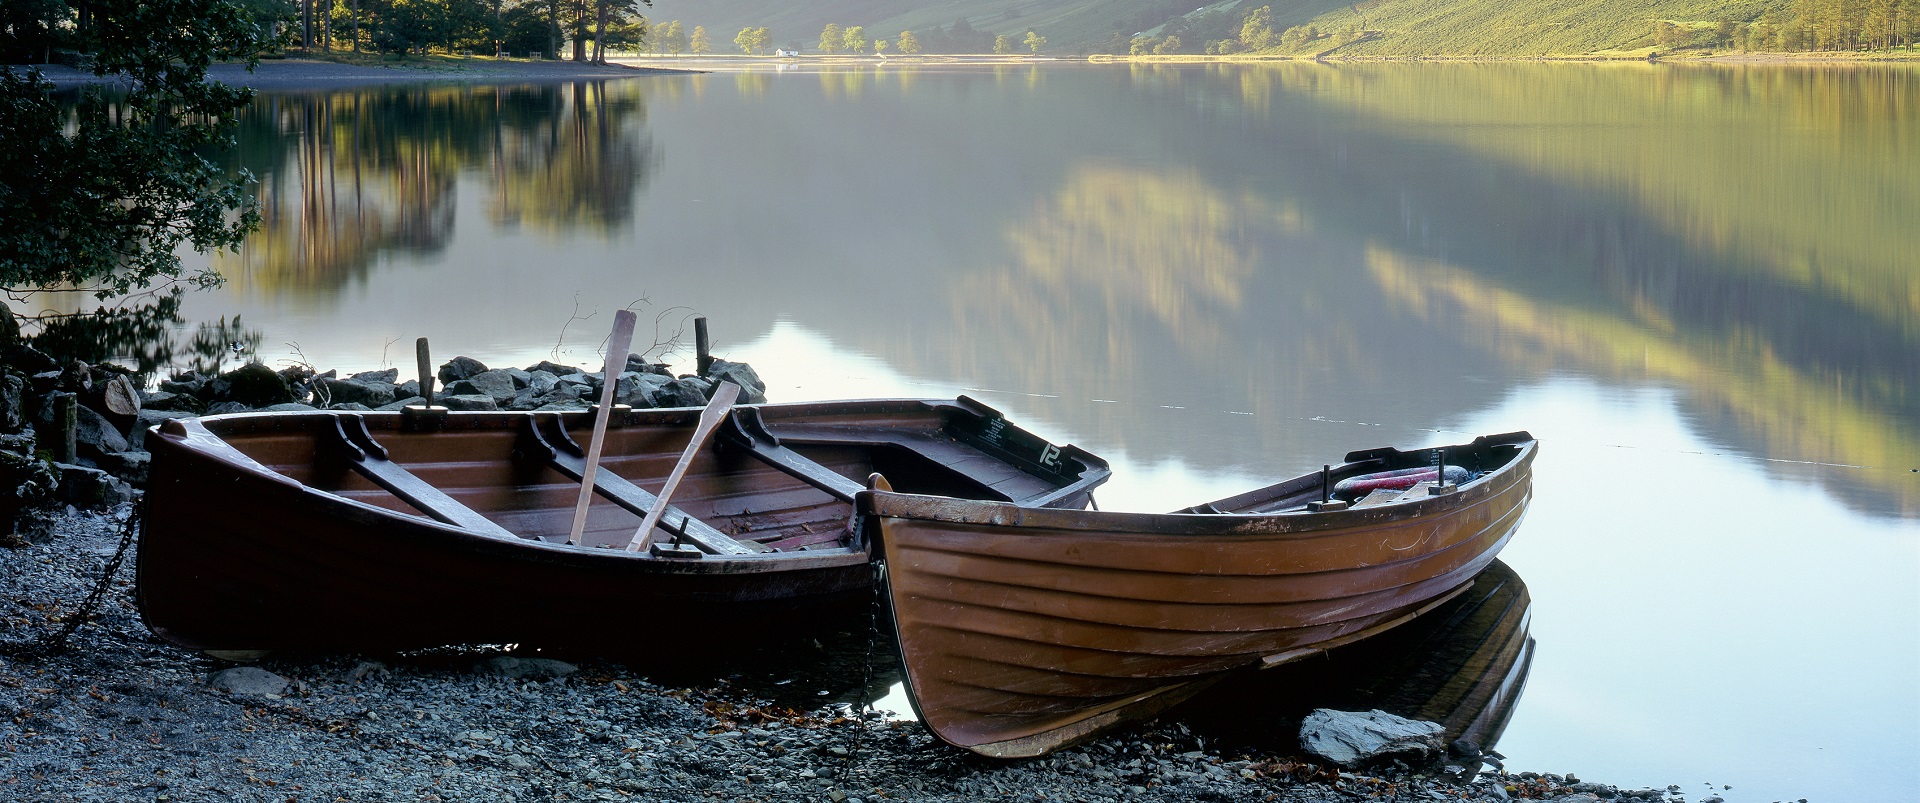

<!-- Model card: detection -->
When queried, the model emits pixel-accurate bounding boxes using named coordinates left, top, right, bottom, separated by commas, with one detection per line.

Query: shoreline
left=0, top=508, right=1676, bottom=803
left=16, top=57, right=695, bottom=89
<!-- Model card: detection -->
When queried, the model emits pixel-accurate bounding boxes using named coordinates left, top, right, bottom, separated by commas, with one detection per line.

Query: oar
left=567, top=309, right=638, bottom=546
left=626, top=380, right=741, bottom=553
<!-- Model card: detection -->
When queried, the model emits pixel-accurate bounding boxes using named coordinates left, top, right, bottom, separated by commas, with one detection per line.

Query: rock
left=97, top=450, right=150, bottom=486
left=208, top=666, right=290, bottom=696
left=1, top=373, right=24, bottom=432
left=503, top=368, right=532, bottom=388
left=444, top=370, right=517, bottom=403
left=703, top=359, right=767, bottom=403
left=0, top=450, right=58, bottom=533
left=1298, top=709, right=1446, bottom=769
left=624, top=355, right=671, bottom=377
left=326, top=402, right=374, bottom=412
left=438, top=356, right=489, bottom=384
left=439, top=394, right=499, bottom=412
left=349, top=368, right=399, bottom=385
left=2, top=343, right=58, bottom=374
left=209, top=363, right=296, bottom=407
left=315, top=376, right=396, bottom=408
left=654, top=378, right=708, bottom=408
left=613, top=373, right=668, bottom=408
left=397, top=379, right=420, bottom=399
left=476, top=657, right=577, bottom=679
left=260, top=403, right=320, bottom=413
left=157, top=371, right=207, bottom=397
left=99, top=374, right=141, bottom=417
left=35, top=395, right=129, bottom=456
left=376, top=397, right=427, bottom=412
left=1548, top=795, right=1603, bottom=803
left=54, top=462, right=133, bottom=507
left=139, top=390, right=202, bottom=414
left=526, top=371, right=560, bottom=394
left=533, top=400, right=588, bottom=412
left=204, top=401, right=251, bottom=415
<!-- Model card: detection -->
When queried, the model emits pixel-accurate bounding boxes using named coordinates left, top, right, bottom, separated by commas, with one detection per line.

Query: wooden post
left=54, top=393, right=77, bottom=464
left=694, top=316, right=713, bottom=376
left=415, top=337, right=435, bottom=406
left=567, top=310, right=638, bottom=546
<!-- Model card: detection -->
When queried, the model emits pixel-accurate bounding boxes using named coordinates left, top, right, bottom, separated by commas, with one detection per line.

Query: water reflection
left=218, top=82, right=655, bottom=298
left=1179, top=560, right=1533, bottom=758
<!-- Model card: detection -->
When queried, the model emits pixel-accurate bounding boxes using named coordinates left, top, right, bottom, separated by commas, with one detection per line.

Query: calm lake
left=49, top=61, right=1920, bottom=800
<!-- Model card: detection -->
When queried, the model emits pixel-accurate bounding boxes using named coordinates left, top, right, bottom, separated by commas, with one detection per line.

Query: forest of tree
left=0, top=0, right=661, bottom=63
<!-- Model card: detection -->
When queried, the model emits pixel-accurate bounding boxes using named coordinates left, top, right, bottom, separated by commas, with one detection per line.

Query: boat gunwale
left=861, top=436, right=1536, bottom=537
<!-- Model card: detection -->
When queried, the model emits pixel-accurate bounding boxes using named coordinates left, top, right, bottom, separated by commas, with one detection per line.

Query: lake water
left=42, top=62, right=1919, bottom=800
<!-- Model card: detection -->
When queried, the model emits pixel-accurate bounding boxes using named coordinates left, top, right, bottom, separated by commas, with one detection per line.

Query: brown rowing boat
left=137, top=397, right=1108, bottom=657
left=866, top=431, right=1536, bottom=757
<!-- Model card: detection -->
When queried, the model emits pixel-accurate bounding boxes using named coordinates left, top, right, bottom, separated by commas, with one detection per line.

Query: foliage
left=1023, top=29, right=1046, bottom=51
left=0, top=0, right=273, bottom=304
left=733, top=25, right=769, bottom=53
left=819, top=22, right=843, bottom=52
left=897, top=30, right=921, bottom=53
left=994, top=33, right=1014, bottom=53
left=842, top=25, right=867, bottom=52
left=689, top=24, right=709, bottom=53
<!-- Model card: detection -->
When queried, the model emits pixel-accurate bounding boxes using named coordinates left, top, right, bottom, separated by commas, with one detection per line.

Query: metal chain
left=844, top=517, right=887, bottom=786
left=0, top=502, right=141, bottom=660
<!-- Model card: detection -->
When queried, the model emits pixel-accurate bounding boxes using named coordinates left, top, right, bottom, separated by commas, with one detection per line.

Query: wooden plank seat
left=517, top=414, right=766, bottom=555
left=320, top=415, right=521, bottom=541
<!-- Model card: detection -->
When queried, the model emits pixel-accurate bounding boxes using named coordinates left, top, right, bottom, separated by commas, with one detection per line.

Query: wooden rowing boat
left=866, top=431, right=1536, bottom=757
left=137, top=397, right=1108, bottom=657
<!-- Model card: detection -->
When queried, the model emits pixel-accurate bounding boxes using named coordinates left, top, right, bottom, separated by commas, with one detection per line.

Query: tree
left=841, top=25, right=865, bottom=53
left=1022, top=30, right=1045, bottom=52
left=993, top=33, right=1013, bottom=54
left=661, top=19, right=684, bottom=54
left=873, top=38, right=887, bottom=54
left=689, top=24, right=708, bottom=54
left=1240, top=5, right=1274, bottom=50
left=897, top=30, right=920, bottom=54
left=734, top=25, right=756, bottom=53
left=1131, top=34, right=1154, bottom=55
left=819, top=22, right=841, bottom=53
left=1154, top=35, right=1181, bottom=54
left=1654, top=20, right=1687, bottom=48
left=1, top=0, right=273, bottom=303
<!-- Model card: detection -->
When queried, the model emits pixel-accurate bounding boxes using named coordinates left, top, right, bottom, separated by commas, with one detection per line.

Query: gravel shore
left=1, top=510, right=1670, bottom=803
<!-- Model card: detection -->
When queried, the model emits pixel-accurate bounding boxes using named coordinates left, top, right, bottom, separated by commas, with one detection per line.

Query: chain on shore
left=0, top=502, right=141, bottom=660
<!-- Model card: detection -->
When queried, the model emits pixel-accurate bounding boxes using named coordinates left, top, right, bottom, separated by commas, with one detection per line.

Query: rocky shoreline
left=0, top=350, right=1686, bottom=802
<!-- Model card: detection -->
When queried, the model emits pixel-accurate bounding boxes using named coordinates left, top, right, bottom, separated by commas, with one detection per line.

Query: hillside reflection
left=921, top=64, right=1917, bottom=517
left=220, top=82, right=655, bottom=297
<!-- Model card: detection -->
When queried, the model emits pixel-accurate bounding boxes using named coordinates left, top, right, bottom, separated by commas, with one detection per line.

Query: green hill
left=645, top=0, right=1848, bottom=56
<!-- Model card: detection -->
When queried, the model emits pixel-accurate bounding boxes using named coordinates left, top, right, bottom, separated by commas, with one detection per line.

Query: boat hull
left=869, top=433, right=1535, bottom=757
left=138, top=398, right=1107, bottom=657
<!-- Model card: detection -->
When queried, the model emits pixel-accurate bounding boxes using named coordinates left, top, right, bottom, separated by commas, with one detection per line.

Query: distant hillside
left=644, top=0, right=1835, bottom=55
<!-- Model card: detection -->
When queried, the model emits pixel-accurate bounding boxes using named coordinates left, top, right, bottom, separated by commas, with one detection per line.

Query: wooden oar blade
left=627, top=380, right=743, bottom=553
left=567, top=309, right=639, bottom=546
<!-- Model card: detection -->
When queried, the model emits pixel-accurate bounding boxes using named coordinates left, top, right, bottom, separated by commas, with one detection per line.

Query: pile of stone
left=0, top=338, right=766, bottom=539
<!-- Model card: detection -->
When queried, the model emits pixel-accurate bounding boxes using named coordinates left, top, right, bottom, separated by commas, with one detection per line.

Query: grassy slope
left=650, top=0, right=1796, bottom=54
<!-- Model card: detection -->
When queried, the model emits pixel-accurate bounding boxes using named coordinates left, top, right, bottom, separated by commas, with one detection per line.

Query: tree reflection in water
left=219, top=81, right=656, bottom=297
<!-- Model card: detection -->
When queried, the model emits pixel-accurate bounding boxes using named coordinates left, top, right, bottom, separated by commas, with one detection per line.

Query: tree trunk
left=592, top=0, right=607, bottom=63
left=352, top=0, right=360, bottom=52
left=548, top=0, right=561, bottom=58
left=572, top=0, right=587, bottom=60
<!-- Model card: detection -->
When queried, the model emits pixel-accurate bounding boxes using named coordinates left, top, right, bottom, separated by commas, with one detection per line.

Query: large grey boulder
left=208, top=363, right=296, bottom=407
left=655, top=378, right=710, bottom=408
left=140, top=390, right=202, bottom=413
left=348, top=368, right=399, bottom=385
left=439, top=394, right=498, bottom=412
left=438, top=356, right=489, bottom=384
left=54, top=462, right=134, bottom=507
left=613, top=372, right=669, bottom=408
left=34, top=394, right=129, bottom=456
left=0, top=374, right=24, bottom=432
left=444, top=369, right=517, bottom=403
left=704, top=360, right=767, bottom=404
left=209, top=667, right=290, bottom=697
left=315, top=376, right=396, bottom=408
left=1298, top=709, right=1446, bottom=769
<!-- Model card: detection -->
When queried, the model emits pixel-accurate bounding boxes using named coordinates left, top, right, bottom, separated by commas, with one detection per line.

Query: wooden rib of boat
left=866, top=431, right=1536, bottom=758
left=137, top=397, right=1109, bottom=656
